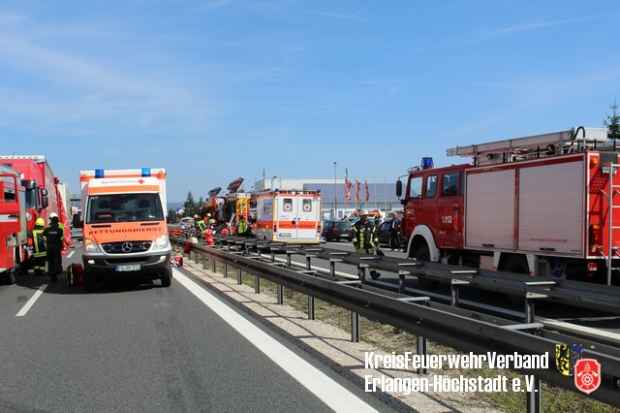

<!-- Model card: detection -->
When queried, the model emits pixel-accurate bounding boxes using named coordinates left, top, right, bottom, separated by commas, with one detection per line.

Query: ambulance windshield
left=86, top=193, right=164, bottom=224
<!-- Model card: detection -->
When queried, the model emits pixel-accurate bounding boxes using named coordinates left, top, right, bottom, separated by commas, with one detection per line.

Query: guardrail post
left=351, top=311, right=360, bottom=342
left=211, top=256, right=217, bottom=273
left=201, top=254, right=208, bottom=270
left=286, top=251, right=293, bottom=267
left=237, top=267, right=242, bottom=285
left=329, top=258, right=342, bottom=278
left=277, top=284, right=284, bottom=305
left=358, top=263, right=369, bottom=283
left=255, top=274, right=260, bottom=294
left=451, top=284, right=459, bottom=306
left=398, top=270, right=409, bottom=294
left=305, top=255, right=312, bottom=271
left=223, top=262, right=228, bottom=278
left=416, top=336, right=427, bottom=374
left=524, top=292, right=546, bottom=413
left=307, top=295, right=315, bottom=320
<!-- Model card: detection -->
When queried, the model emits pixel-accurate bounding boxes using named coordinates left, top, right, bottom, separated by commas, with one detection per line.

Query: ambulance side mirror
left=395, top=180, right=403, bottom=198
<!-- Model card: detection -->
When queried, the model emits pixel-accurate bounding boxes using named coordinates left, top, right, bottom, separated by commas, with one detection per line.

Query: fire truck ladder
left=447, top=127, right=609, bottom=166
left=608, top=163, right=620, bottom=286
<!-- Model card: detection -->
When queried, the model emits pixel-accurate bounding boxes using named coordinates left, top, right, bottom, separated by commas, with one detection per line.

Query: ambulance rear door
left=296, top=195, right=319, bottom=242
left=276, top=195, right=297, bottom=241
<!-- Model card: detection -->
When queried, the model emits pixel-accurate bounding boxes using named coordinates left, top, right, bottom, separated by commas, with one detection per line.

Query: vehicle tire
left=412, top=243, right=438, bottom=289
left=160, top=267, right=172, bottom=287
left=7, top=270, right=16, bottom=285
left=84, top=270, right=97, bottom=292
left=413, top=243, right=430, bottom=262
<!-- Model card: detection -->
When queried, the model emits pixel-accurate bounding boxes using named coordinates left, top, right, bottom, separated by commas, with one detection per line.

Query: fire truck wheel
left=413, top=244, right=430, bottom=262
left=84, top=270, right=97, bottom=292
left=412, top=243, right=438, bottom=289
left=160, top=267, right=172, bottom=287
left=7, top=270, right=16, bottom=285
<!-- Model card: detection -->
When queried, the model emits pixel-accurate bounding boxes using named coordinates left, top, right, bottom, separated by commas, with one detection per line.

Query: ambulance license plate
left=116, top=264, right=141, bottom=272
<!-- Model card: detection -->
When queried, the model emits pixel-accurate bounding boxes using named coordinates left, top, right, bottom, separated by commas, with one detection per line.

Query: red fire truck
left=396, top=127, right=618, bottom=284
left=0, top=166, right=27, bottom=283
left=0, top=156, right=72, bottom=257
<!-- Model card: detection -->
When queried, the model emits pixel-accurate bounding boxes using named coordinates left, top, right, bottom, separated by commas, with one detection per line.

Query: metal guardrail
left=216, top=235, right=620, bottom=316
left=176, top=238, right=620, bottom=410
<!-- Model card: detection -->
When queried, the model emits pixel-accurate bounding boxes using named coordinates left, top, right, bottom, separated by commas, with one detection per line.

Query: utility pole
left=333, top=161, right=338, bottom=219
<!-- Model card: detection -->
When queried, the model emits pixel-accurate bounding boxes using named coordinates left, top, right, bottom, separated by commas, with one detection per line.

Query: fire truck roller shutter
left=407, top=225, right=440, bottom=262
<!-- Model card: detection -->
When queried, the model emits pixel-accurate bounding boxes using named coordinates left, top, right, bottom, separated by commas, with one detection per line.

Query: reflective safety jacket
left=32, top=229, right=47, bottom=258
left=197, top=220, right=206, bottom=232
left=238, top=220, right=248, bottom=235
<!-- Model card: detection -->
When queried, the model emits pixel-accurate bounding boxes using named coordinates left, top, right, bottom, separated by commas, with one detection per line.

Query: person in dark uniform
left=43, top=212, right=64, bottom=282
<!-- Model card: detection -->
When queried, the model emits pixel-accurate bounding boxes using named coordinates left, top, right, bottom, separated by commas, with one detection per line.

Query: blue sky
left=1, top=1, right=619, bottom=201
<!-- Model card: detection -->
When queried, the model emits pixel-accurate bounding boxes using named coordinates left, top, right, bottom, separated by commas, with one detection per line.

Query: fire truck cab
left=0, top=166, right=27, bottom=283
left=397, top=127, right=619, bottom=284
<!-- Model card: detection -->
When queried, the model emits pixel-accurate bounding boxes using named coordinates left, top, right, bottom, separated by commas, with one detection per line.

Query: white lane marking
left=66, top=251, right=75, bottom=259
left=16, top=284, right=48, bottom=317
left=174, top=269, right=378, bottom=413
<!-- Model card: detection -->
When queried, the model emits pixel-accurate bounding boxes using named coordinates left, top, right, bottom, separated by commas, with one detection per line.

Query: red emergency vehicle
left=396, top=127, right=618, bottom=284
left=0, top=166, right=27, bottom=283
left=0, top=155, right=72, bottom=254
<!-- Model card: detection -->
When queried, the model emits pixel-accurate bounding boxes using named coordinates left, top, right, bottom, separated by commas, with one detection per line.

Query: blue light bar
left=95, top=169, right=105, bottom=178
left=421, top=157, right=434, bottom=169
left=141, top=168, right=151, bottom=177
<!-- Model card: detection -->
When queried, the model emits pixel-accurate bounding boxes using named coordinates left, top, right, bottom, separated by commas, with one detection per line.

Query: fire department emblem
left=574, top=358, right=601, bottom=394
left=555, top=344, right=571, bottom=377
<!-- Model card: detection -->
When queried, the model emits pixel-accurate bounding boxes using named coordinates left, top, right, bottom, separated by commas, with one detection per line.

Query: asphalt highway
left=0, top=245, right=390, bottom=413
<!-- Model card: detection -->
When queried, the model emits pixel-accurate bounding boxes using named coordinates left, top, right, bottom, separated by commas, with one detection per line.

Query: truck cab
left=0, top=167, right=27, bottom=283
left=79, top=168, right=172, bottom=290
left=399, top=161, right=469, bottom=261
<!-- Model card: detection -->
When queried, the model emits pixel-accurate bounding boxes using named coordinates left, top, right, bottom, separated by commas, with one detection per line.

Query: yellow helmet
left=35, top=217, right=45, bottom=227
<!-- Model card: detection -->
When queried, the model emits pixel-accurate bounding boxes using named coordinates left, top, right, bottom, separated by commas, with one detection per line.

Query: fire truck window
left=283, top=198, right=293, bottom=213
left=302, top=199, right=312, bottom=213
left=425, top=176, right=437, bottom=198
left=442, top=173, right=459, bottom=196
left=409, top=177, right=422, bottom=198
left=2, top=177, right=16, bottom=201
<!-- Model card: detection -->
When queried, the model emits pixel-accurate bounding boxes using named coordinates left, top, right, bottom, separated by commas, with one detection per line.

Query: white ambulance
left=79, top=168, right=172, bottom=290
left=254, top=190, right=321, bottom=244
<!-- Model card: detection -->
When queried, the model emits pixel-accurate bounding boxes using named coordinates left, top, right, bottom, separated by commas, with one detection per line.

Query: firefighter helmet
left=49, top=212, right=58, bottom=219
left=35, top=217, right=45, bottom=227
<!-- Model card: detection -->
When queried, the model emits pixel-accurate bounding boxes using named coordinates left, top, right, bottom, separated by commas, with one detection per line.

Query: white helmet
left=49, top=212, right=59, bottom=219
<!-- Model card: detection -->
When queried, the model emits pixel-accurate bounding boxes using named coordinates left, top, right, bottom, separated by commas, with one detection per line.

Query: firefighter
left=32, top=217, right=47, bottom=275
left=237, top=215, right=249, bottom=236
left=43, top=212, right=64, bottom=282
left=220, top=223, right=230, bottom=238
left=194, top=214, right=206, bottom=234
left=352, top=214, right=371, bottom=254
left=371, top=216, right=384, bottom=257
left=204, top=220, right=216, bottom=246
